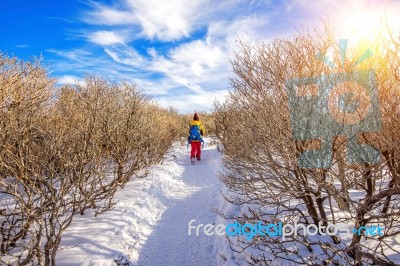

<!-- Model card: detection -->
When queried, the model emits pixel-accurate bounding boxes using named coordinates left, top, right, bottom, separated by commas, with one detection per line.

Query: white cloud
left=75, top=2, right=274, bottom=110
left=93, top=32, right=229, bottom=95
left=55, top=0, right=400, bottom=113
left=147, top=47, right=157, bottom=58
left=132, top=78, right=172, bottom=96
left=88, top=31, right=126, bottom=45
left=156, top=89, right=229, bottom=112
left=104, top=44, right=146, bottom=67
left=208, top=15, right=271, bottom=44
left=84, top=2, right=137, bottom=25
left=130, top=0, right=193, bottom=40
left=150, top=39, right=226, bottom=79
left=65, top=0, right=303, bottom=111
left=140, top=15, right=273, bottom=96
left=85, top=0, right=217, bottom=41
left=47, top=49, right=92, bottom=61
left=57, top=75, right=82, bottom=85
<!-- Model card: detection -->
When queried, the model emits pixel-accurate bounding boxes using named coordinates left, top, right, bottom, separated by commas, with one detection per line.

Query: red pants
left=190, top=141, right=201, bottom=159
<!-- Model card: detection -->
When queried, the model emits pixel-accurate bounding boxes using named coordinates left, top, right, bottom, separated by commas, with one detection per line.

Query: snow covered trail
left=57, top=140, right=226, bottom=266
left=135, top=147, right=222, bottom=266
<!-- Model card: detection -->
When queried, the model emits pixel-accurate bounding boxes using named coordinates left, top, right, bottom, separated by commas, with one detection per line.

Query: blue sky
left=1, top=0, right=400, bottom=112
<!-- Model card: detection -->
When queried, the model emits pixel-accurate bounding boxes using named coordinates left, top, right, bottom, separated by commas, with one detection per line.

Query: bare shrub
left=0, top=56, right=182, bottom=265
left=215, top=24, right=400, bottom=265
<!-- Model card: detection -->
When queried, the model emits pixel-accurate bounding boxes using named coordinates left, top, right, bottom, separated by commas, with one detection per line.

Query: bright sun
left=342, top=11, right=382, bottom=39
left=334, top=1, right=400, bottom=42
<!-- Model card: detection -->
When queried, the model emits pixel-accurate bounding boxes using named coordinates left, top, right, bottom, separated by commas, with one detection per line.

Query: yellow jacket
left=189, top=120, right=205, bottom=141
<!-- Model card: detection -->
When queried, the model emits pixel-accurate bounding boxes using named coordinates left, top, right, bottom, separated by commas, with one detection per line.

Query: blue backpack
left=189, top=125, right=201, bottom=141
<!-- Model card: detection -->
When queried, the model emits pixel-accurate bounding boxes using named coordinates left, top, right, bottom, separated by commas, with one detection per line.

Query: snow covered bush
left=215, top=24, right=400, bottom=265
left=0, top=55, right=182, bottom=265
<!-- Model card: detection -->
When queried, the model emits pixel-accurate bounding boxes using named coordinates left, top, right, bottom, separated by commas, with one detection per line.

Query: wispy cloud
left=55, top=0, right=288, bottom=111
left=51, top=0, right=326, bottom=112
left=84, top=0, right=212, bottom=41
left=83, top=1, right=137, bottom=25
left=127, top=0, right=198, bottom=41
left=57, top=74, right=83, bottom=84
left=155, top=89, right=229, bottom=112
left=88, top=30, right=127, bottom=45
left=47, top=48, right=92, bottom=61
left=104, top=44, right=146, bottom=66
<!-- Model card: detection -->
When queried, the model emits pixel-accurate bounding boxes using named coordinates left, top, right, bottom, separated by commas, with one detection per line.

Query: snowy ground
left=57, top=139, right=231, bottom=266
left=55, top=138, right=400, bottom=266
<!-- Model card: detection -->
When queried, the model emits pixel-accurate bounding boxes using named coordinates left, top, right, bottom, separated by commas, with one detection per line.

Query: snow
left=57, top=139, right=230, bottom=266
left=56, top=138, right=400, bottom=265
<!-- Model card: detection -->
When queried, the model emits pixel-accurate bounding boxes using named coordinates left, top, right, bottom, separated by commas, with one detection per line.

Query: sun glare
left=342, top=11, right=381, bottom=39
left=334, top=1, right=400, bottom=42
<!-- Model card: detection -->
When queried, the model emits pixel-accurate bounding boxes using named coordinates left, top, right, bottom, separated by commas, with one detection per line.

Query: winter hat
left=193, top=113, right=199, bottom=121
